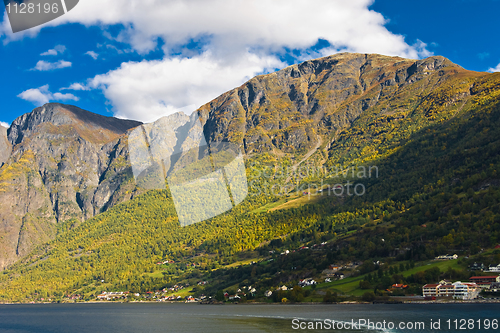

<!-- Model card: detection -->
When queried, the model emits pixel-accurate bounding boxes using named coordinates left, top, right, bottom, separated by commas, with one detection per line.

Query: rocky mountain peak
left=8, top=103, right=142, bottom=146
left=0, top=104, right=143, bottom=269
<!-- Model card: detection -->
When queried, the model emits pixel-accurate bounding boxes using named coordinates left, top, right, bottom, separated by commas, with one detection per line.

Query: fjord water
left=0, top=303, right=498, bottom=332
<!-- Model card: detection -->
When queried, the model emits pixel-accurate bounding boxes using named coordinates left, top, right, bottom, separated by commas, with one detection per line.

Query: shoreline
left=2, top=299, right=500, bottom=305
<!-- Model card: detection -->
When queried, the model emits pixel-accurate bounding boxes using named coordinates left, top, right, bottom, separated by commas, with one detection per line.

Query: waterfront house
left=422, top=281, right=481, bottom=300
left=469, top=275, right=500, bottom=288
left=452, top=282, right=481, bottom=300
left=422, top=284, right=440, bottom=297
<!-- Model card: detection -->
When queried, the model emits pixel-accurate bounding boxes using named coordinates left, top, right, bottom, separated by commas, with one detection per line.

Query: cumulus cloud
left=488, top=63, right=500, bottom=73
left=5, top=0, right=434, bottom=121
left=61, top=83, right=90, bottom=91
left=32, top=60, right=72, bottom=71
left=3, top=0, right=431, bottom=58
left=41, top=45, right=66, bottom=56
left=17, top=85, right=79, bottom=106
left=54, top=0, right=430, bottom=58
left=90, top=51, right=284, bottom=122
left=0, top=121, right=9, bottom=128
left=85, top=51, right=99, bottom=59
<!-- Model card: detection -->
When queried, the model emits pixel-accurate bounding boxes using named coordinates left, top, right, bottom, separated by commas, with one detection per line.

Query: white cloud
left=2, top=0, right=432, bottom=58
left=61, top=83, right=90, bottom=91
left=17, top=85, right=51, bottom=105
left=0, top=12, right=40, bottom=44
left=32, top=60, right=72, bottom=71
left=488, top=63, right=500, bottom=73
left=90, top=51, right=284, bottom=123
left=17, top=85, right=79, bottom=106
left=0, top=121, right=9, bottom=128
left=41, top=45, right=66, bottom=56
left=52, top=0, right=431, bottom=58
left=5, top=0, right=434, bottom=121
left=85, top=51, right=99, bottom=60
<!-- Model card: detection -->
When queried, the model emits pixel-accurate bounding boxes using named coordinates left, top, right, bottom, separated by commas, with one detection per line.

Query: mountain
left=196, top=53, right=459, bottom=155
left=0, top=103, right=142, bottom=269
left=0, top=126, right=10, bottom=167
left=0, top=53, right=499, bottom=301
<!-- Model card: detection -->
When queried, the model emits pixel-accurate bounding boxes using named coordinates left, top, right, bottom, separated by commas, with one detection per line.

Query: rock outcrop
left=0, top=103, right=142, bottom=269
left=0, top=126, right=10, bottom=167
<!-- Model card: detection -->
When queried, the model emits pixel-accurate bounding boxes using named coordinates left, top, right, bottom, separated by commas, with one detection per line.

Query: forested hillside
left=0, top=53, right=499, bottom=301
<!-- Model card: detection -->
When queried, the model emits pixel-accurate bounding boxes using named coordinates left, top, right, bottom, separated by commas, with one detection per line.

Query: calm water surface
left=0, top=303, right=498, bottom=332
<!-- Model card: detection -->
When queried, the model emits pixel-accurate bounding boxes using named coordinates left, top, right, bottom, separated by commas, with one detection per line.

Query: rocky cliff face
left=196, top=53, right=459, bottom=155
left=0, top=103, right=142, bottom=269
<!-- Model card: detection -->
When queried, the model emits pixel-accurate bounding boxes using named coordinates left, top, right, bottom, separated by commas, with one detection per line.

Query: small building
left=488, top=282, right=500, bottom=292
left=265, top=290, right=273, bottom=297
left=469, top=262, right=485, bottom=271
left=392, top=284, right=408, bottom=289
left=435, top=254, right=458, bottom=260
left=333, top=273, right=345, bottom=280
left=469, top=275, right=500, bottom=288
left=298, top=279, right=317, bottom=287
left=328, top=264, right=341, bottom=271
left=422, top=284, right=440, bottom=297
left=487, top=264, right=500, bottom=273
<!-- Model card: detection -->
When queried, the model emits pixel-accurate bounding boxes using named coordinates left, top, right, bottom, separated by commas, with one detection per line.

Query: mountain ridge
left=195, top=53, right=467, bottom=156
left=8, top=103, right=142, bottom=146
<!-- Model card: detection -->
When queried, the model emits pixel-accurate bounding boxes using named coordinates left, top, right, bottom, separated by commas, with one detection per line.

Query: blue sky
left=0, top=0, right=499, bottom=127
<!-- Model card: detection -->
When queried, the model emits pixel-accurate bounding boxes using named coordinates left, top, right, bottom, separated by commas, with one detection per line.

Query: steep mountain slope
left=0, top=53, right=499, bottom=300
left=0, top=104, right=142, bottom=269
left=1, top=75, right=499, bottom=301
left=196, top=53, right=461, bottom=157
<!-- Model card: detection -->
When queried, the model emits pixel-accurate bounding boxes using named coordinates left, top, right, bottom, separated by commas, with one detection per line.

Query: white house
left=487, top=264, right=500, bottom=272
left=435, top=254, right=458, bottom=260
